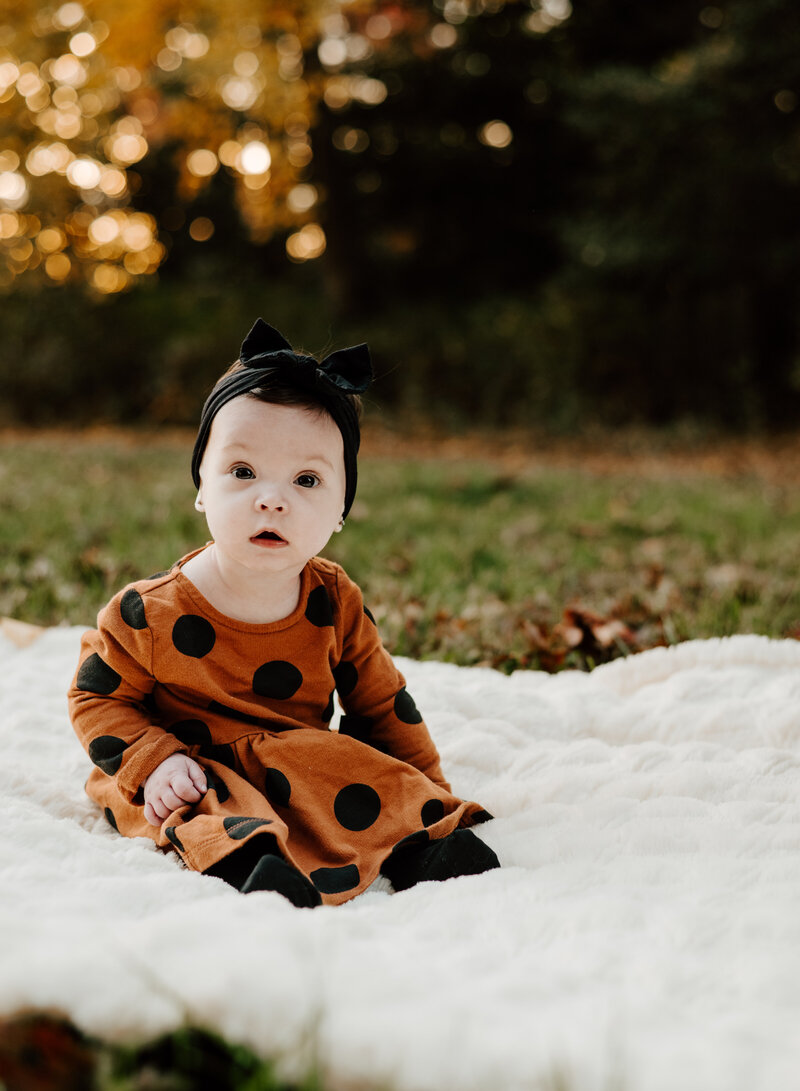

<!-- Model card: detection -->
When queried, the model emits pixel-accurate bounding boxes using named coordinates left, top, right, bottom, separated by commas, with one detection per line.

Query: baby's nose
left=255, top=485, right=286, bottom=510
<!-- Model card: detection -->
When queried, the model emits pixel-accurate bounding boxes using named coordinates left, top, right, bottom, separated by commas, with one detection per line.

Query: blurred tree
left=311, top=0, right=568, bottom=312
left=2, top=0, right=799, bottom=427
left=0, top=0, right=352, bottom=294
left=1, top=0, right=542, bottom=301
left=552, top=0, right=800, bottom=424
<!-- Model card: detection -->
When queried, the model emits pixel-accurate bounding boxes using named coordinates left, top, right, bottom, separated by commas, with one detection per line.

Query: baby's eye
left=295, top=473, right=320, bottom=489
left=232, top=466, right=254, bottom=480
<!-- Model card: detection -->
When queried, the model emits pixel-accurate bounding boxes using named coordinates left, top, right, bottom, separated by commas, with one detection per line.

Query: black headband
left=191, top=319, right=372, bottom=519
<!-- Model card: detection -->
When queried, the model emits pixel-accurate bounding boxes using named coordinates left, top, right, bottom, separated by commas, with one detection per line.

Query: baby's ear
left=194, top=489, right=204, bottom=512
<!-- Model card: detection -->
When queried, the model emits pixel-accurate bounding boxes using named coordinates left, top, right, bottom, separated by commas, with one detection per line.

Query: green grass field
left=2, top=429, right=799, bottom=671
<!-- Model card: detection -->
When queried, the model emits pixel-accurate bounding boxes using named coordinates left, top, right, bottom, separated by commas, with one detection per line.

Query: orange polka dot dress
left=68, top=548, right=491, bottom=905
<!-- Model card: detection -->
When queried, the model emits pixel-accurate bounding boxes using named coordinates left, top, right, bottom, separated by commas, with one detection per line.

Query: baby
left=68, top=319, right=498, bottom=907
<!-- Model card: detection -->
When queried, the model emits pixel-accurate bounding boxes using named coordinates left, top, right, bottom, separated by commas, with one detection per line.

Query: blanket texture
left=1, top=627, right=798, bottom=1091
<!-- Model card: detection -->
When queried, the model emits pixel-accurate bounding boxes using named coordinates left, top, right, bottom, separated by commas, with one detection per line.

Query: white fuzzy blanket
left=2, top=627, right=799, bottom=1091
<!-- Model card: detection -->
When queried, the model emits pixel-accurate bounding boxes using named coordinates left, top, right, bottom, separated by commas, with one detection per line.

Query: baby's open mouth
left=253, top=530, right=287, bottom=543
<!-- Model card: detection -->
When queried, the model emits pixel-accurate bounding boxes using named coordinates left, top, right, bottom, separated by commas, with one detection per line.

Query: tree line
left=1, top=0, right=798, bottom=427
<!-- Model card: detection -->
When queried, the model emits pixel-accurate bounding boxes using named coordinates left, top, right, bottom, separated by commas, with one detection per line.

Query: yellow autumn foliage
left=0, top=0, right=381, bottom=292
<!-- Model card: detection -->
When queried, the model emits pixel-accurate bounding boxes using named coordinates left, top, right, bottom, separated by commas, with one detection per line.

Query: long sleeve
left=68, top=588, right=187, bottom=802
left=333, top=569, right=451, bottom=791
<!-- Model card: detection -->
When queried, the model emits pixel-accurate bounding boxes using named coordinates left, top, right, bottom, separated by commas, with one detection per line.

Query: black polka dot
left=363, top=604, right=376, bottom=624
left=305, top=585, right=334, bottom=627
left=390, top=829, right=430, bottom=854
left=264, top=767, right=291, bottom=807
left=199, top=742, right=237, bottom=770
left=172, top=614, right=216, bottom=658
left=146, top=570, right=169, bottom=581
left=204, top=770, right=230, bottom=803
left=322, top=690, right=335, bottom=723
left=421, top=799, right=446, bottom=827
left=334, top=661, right=359, bottom=697
left=338, top=714, right=374, bottom=743
left=77, top=654, right=121, bottom=696
left=120, top=588, right=147, bottom=630
left=310, top=863, right=360, bottom=894
left=334, top=783, right=382, bottom=831
left=88, top=736, right=127, bottom=776
left=132, top=786, right=145, bottom=806
left=170, top=719, right=212, bottom=746
left=471, top=809, right=494, bottom=824
left=164, top=825, right=185, bottom=852
left=104, top=807, right=119, bottom=832
left=253, top=660, right=303, bottom=700
left=394, top=688, right=422, bottom=725
left=223, top=816, right=273, bottom=840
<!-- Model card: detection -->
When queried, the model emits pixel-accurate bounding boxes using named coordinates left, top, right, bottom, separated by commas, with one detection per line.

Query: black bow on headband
left=191, top=318, right=371, bottom=518
left=240, top=319, right=373, bottom=395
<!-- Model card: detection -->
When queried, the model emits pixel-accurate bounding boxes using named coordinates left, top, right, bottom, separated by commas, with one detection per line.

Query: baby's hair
left=217, top=360, right=363, bottom=422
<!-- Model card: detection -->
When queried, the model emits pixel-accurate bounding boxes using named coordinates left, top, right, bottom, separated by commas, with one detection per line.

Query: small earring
left=194, top=491, right=204, bottom=512
left=335, top=518, right=345, bottom=533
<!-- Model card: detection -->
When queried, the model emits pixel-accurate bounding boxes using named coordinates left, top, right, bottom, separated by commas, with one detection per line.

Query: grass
left=1, top=428, right=799, bottom=671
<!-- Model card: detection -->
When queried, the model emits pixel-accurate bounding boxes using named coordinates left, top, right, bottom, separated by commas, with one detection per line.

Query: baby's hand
left=143, top=754, right=207, bottom=827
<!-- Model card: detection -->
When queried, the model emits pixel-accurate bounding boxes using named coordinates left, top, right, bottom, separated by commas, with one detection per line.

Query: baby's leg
left=203, top=835, right=321, bottom=908
left=380, top=828, right=499, bottom=892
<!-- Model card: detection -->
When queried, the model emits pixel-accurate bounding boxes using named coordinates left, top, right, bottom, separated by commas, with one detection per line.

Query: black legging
left=205, top=827, right=500, bottom=907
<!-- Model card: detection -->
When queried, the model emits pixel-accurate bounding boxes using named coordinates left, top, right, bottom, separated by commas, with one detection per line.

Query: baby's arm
left=68, top=588, right=190, bottom=805
left=334, top=571, right=451, bottom=790
left=143, top=753, right=207, bottom=826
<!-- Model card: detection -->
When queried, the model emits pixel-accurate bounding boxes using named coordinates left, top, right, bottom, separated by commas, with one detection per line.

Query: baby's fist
left=143, top=753, right=207, bottom=827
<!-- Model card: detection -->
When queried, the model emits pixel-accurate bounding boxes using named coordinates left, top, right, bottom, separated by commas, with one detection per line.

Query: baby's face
left=196, top=396, right=346, bottom=580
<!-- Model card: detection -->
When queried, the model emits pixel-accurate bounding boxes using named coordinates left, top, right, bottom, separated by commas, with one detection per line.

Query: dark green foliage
left=107, top=1026, right=321, bottom=1091
left=312, top=1, right=565, bottom=311
left=548, top=0, right=800, bottom=425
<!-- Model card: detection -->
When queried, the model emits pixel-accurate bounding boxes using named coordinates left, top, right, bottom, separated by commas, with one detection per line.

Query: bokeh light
left=286, top=223, right=326, bottom=262
left=239, top=140, right=271, bottom=174
left=287, top=184, right=318, bottom=213
left=479, top=120, right=513, bottom=148
left=44, top=252, right=71, bottom=279
left=0, top=172, right=29, bottom=209
left=36, top=227, right=66, bottom=252
left=165, top=25, right=210, bottom=59
left=430, top=23, right=458, bottom=48
left=318, top=38, right=348, bottom=68
left=189, top=216, right=214, bottom=241
left=54, top=3, right=85, bottom=30
left=69, top=32, right=96, bottom=57
left=88, top=214, right=120, bottom=245
left=220, top=75, right=259, bottom=110
left=365, top=15, right=393, bottom=40
left=92, top=262, right=129, bottom=293
left=187, top=149, right=219, bottom=177
left=333, top=127, right=369, bottom=153
left=50, top=54, right=87, bottom=86
left=98, top=168, right=127, bottom=197
left=775, top=90, right=797, bottom=113
left=67, top=158, right=102, bottom=188
left=106, top=120, right=148, bottom=165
